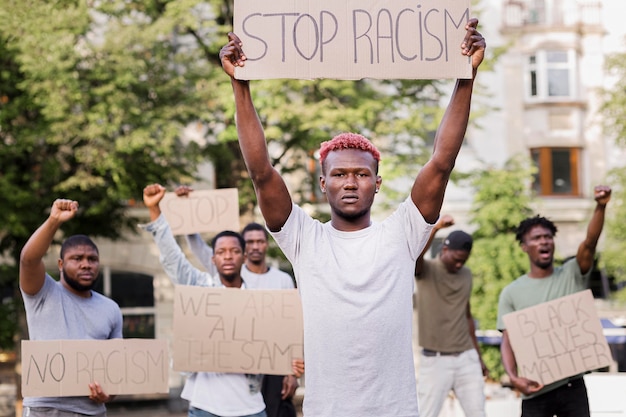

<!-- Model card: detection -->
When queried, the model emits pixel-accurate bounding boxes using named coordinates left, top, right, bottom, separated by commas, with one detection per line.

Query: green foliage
left=600, top=49, right=626, bottom=291
left=480, top=345, right=505, bottom=383
left=602, top=52, right=626, bottom=148
left=0, top=265, right=18, bottom=350
left=0, top=0, right=224, bottom=350
left=467, top=156, right=535, bottom=381
left=601, top=167, right=626, bottom=292
left=0, top=0, right=218, bottom=249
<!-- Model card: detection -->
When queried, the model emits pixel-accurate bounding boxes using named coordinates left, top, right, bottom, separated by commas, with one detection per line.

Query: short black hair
left=241, top=222, right=268, bottom=239
left=515, top=215, right=558, bottom=244
left=60, top=235, right=98, bottom=259
left=211, top=230, right=245, bottom=251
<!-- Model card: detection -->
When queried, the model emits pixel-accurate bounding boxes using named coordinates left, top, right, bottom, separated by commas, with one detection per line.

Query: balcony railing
left=502, top=0, right=602, bottom=30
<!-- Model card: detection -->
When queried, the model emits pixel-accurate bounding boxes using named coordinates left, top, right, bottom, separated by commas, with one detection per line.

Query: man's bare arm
left=576, top=185, right=611, bottom=274
left=20, top=199, right=79, bottom=295
left=412, top=18, right=485, bottom=223
left=220, top=33, right=293, bottom=231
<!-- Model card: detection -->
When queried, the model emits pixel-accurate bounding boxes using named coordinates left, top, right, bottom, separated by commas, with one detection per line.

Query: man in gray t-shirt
left=20, top=198, right=123, bottom=417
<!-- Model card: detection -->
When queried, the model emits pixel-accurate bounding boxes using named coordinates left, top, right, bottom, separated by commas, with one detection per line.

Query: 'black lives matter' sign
left=503, top=290, right=612, bottom=385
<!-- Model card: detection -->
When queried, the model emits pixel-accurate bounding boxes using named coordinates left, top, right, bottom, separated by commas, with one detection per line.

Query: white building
left=444, top=0, right=625, bottom=258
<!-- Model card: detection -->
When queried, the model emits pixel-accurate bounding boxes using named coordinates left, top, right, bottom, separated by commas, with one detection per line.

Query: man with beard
left=219, top=18, right=486, bottom=417
left=19, top=198, right=123, bottom=417
left=142, top=183, right=301, bottom=417
left=497, top=185, right=612, bottom=417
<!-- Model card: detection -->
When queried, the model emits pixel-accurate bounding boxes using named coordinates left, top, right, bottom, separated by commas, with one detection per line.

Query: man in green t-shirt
left=497, top=185, right=612, bottom=417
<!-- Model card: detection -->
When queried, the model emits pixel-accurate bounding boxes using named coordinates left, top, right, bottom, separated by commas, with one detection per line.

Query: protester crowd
left=17, top=15, right=614, bottom=417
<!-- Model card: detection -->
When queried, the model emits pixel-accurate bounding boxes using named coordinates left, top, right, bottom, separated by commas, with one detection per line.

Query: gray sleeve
left=185, top=233, right=217, bottom=277
left=140, top=215, right=214, bottom=287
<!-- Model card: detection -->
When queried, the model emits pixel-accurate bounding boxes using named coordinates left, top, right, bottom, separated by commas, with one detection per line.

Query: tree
left=600, top=50, right=626, bottom=299
left=465, top=155, right=535, bottom=380
left=0, top=0, right=219, bottom=361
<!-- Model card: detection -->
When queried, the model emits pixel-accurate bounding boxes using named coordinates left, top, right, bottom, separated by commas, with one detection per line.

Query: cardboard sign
left=22, top=339, right=169, bottom=397
left=159, top=189, right=239, bottom=236
left=173, top=286, right=303, bottom=375
left=502, top=290, right=613, bottom=385
left=233, top=0, right=472, bottom=80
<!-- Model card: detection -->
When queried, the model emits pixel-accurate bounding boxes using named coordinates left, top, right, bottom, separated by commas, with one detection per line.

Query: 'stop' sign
left=233, top=0, right=472, bottom=80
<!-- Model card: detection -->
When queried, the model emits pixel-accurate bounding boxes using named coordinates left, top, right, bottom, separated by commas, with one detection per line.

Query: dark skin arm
left=220, top=36, right=292, bottom=232
left=89, top=381, right=114, bottom=404
left=19, top=199, right=79, bottom=295
left=500, top=330, right=543, bottom=395
left=576, top=185, right=611, bottom=274
left=411, top=19, right=485, bottom=223
left=142, top=183, right=167, bottom=221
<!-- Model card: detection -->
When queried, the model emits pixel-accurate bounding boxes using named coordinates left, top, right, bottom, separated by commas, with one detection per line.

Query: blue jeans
left=188, top=406, right=267, bottom=417
left=521, top=377, right=590, bottom=417
left=23, top=407, right=106, bottom=417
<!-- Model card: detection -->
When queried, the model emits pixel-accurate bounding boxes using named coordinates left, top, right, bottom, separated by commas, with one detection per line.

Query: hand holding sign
left=220, top=33, right=247, bottom=78
left=231, top=0, right=476, bottom=80
left=88, top=381, right=111, bottom=404
left=502, top=290, right=612, bottom=387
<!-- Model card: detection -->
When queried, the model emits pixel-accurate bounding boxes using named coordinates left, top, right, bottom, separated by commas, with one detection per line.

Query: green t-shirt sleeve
left=496, top=284, right=515, bottom=331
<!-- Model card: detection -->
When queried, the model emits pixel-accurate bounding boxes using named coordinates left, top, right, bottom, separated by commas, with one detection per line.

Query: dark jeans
left=262, top=375, right=296, bottom=417
left=521, top=377, right=590, bottom=417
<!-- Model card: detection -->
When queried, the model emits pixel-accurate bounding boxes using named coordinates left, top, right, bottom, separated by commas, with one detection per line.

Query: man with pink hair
left=219, top=18, right=486, bottom=417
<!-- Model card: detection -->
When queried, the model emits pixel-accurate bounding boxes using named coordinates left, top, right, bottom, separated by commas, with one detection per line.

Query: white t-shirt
left=271, top=197, right=433, bottom=417
left=182, top=372, right=264, bottom=416
left=243, top=265, right=295, bottom=289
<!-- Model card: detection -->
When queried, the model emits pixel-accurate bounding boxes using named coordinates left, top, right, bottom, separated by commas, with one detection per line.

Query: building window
left=527, top=50, right=577, bottom=101
left=531, top=147, right=580, bottom=196
left=94, top=269, right=156, bottom=338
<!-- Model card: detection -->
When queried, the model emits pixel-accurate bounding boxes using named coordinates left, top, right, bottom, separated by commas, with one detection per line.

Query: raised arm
left=415, top=214, right=454, bottom=276
left=19, top=199, right=79, bottom=295
left=142, top=184, right=214, bottom=286
left=576, top=185, right=611, bottom=274
left=220, top=33, right=293, bottom=232
left=412, top=18, right=486, bottom=223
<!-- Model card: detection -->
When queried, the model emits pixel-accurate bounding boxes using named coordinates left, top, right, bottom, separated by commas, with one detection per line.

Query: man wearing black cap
left=414, top=215, right=488, bottom=417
